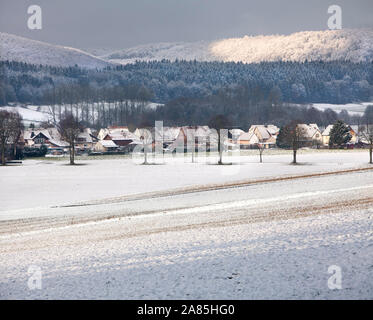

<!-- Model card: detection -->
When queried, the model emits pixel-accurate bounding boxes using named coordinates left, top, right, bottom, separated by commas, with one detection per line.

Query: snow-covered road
left=0, top=164, right=372, bottom=299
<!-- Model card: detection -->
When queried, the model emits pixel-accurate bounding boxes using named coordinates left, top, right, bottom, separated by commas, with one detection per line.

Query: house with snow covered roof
left=75, top=128, right=99, bottom=151
left=102, top=130, right=137, bottom=148
left=322, top=124, right=359, bottom=146
left=237, top=131, right=259, bottom=148
left=297, top=124, right=323, bottom=146
left=97, top=126, right=129, bottom=140
left=322, top=125, right=333, bottom=146
left=93, top=140, right=118, bottom=152
left=239, top=125, right=279, bottom=149
left=23, top=128, right=69, bottom=148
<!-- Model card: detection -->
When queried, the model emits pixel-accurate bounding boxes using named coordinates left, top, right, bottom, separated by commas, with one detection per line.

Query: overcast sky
left=0, top=0, right=372, bottom=50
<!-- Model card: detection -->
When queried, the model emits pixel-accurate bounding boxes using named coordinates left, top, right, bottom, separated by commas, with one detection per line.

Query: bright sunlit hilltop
left=103, top=29, right=373, bottom=64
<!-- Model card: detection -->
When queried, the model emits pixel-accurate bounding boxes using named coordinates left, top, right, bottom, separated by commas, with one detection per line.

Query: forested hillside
left=1, top=59, right=372, bottom=107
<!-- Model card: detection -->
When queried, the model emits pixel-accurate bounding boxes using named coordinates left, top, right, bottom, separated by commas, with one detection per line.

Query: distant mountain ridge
left=102, top=29, right=373, bottom=64
left=1, top=29, right=373, bottom=68
left=0, top=32, right=111, bottom=69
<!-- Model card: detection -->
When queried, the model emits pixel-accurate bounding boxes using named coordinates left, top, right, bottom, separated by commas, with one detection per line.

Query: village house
left=181, top=126, right=217, bottom=151
left=133, top=126, right=216, bottom=152
left=93, top=128, right=139, bottom=153
left=322, top=125, right=333, bottom=146
left=93, top=140, right=119, bottom=152
left=75, top=128, right=99, bottom=152
left=348, top=125, right=359, bottom=145
left=133, top=127, right=153, bottom=143
left=237, top=125, right=279, bottom=149
left=229, top=129, right=245, bottom=141
left=237, top=131, right=259, bottom=148
left=155, top=126, right=183, bottom=149
left=97, top=126, right=130, bottom=141
left=322, top=124, right=359, bottom=146
left=297, top=123, right=323, bottom=147
left=103, top=130, right=137, bottom=147
left=23, top=128, right=69, bottom=149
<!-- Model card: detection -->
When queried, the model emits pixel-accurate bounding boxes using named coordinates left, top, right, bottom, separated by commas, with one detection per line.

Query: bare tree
left=277, top=120, right=307, bottom=164
left=209, top=114, right=231, bottom=165
left=0, top=110, right=23, bottom=165
left=57, top=113, right=82, bottom=165
left=140, top=135, right=149, bottom=165
left=258, top=143, right=265, bottom=163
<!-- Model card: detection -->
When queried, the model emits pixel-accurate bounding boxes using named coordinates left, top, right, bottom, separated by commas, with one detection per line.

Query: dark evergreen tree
left=329, top=120, right=352, bottom=148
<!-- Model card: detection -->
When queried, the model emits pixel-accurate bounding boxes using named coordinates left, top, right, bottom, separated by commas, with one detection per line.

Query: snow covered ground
left=312, top=102, right=372, bottom=116
left=286, top=102, right=372, bottom=116
left=0, top=150, right=372, bottom=299
left=0, top=105, right=51, bottom=125
left=0, top=166, right=372, bottom=299
left=0, top=150, right=371, bottom=213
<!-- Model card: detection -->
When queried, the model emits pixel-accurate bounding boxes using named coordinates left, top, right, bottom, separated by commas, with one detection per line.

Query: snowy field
left=312, top=102, right=372, bottom=116
left=287, top=102, right=372, bottom=116
left=0, top=150, right=371, bottom=213
left=0, top=150, right=372, bottom=299
left=0, top=170, right=372, bottom=299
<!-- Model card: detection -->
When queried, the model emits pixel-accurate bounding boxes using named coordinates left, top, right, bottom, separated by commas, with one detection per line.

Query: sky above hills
left=0, top=0, right=372, bottom=50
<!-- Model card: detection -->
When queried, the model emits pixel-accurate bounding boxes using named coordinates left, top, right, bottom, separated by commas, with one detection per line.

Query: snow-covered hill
left=1, top=29, right=373, bottom=68
left=102, top=29, right=373, bottom=64
left=102, top=41, right=213, bottom=64
left=0, top=32, right=112, bottom=69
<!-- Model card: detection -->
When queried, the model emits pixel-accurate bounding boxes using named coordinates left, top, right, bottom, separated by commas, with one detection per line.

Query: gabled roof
left=349, top=125, right=359, bottom=135
left=256, top=126, right=271, bottom=140
left=104, top=130, right=137, bottom=141
left=98, top=127, right=130, bottom=140
left=77, top=131, right=94, bottom=143
left=98, top=140, right=118, bottom=148
left=48, top=139, right=69, bottom=148
left=154, top=127, right=181, bottom=142
left=238, top=131, right=258, bottom=142
left=266, top=125, right=280, bottom=135
left=230, top=129, right=245, bottom=138
left=24, top=128, right=69, bottom=147
left=297, top=124, right=321, bottom=139
left=322, top=125, right=334, bottom=136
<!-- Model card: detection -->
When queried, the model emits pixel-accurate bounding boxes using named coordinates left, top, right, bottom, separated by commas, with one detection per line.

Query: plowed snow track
left=1, top=167, right=372, bottom=236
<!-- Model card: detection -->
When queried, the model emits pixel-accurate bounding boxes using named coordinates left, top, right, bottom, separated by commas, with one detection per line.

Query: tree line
left=138, top=85, right=364, bottom=130
left=1, top=59, right=373, bottom=106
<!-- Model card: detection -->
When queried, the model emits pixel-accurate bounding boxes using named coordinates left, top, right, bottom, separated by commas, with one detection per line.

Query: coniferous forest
left=0, top=59, right=372, bottom=128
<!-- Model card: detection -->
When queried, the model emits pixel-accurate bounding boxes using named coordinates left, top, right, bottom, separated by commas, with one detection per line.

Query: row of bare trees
left=43, top=84, right=153, bottom=129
